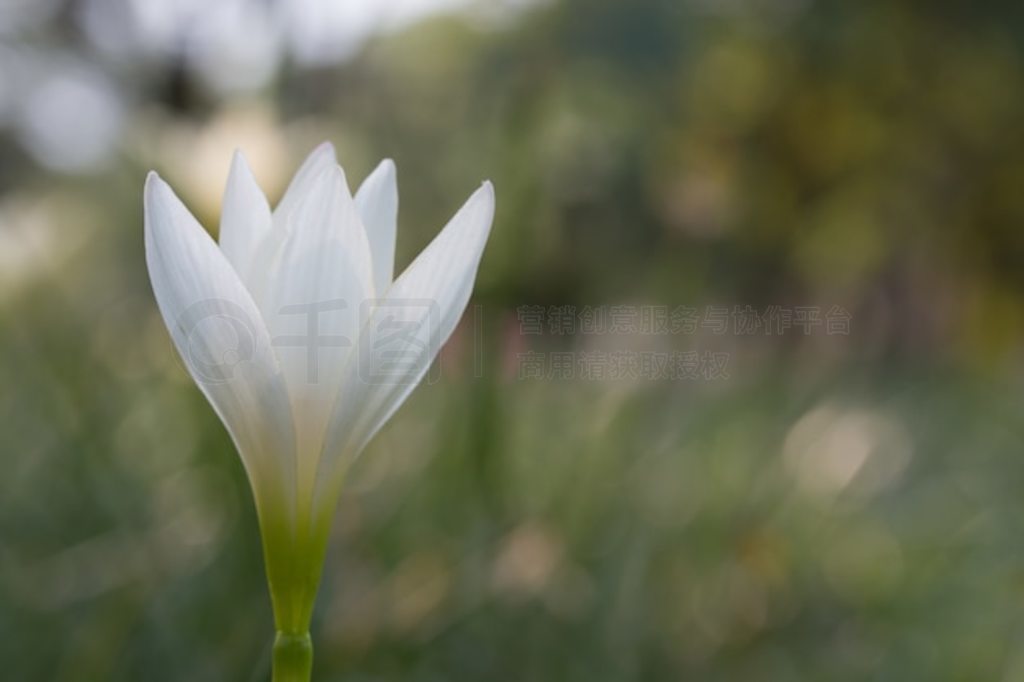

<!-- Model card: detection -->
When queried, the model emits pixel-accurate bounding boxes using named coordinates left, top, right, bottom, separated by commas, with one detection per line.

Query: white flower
left=144, top=143, right=494, bottom=640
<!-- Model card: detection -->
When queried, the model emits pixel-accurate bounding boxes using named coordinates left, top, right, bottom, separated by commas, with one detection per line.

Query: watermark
left=270, top=300, right=352, bottom=383
left=176, top=297, right=444, bottom=387
left=174, top=298, right=847, bottom=386
left=356, top=298, right=441, bottom=385
left=176, top=298, right=259, bottom=385
left=515, top=304, right=852, bottom=337
left=517, top=350, right=731, bottom=381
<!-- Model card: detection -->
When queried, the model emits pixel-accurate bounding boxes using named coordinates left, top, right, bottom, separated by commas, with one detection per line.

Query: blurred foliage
left=2, top=0, right=1024, bottom=680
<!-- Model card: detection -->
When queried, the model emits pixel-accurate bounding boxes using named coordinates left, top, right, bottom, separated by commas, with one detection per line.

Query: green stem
left=272, top=631, right=312, bottom=682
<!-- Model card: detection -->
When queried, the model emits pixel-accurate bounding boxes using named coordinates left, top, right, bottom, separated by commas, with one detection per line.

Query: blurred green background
left=2, top=0, right=1024, bottom=679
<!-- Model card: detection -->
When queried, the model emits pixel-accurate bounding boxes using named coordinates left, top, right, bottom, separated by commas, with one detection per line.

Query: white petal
left=354, top=159, right=398, bottom=294
left=144, top=173, right=296, bottom=510
left=273, top=142, right=337, bottom=227
left=314, top=181, right=494, bottom=506
left=261, top=164, right=375, bottom=497
left=244, top=142, right=339, bottom=313
left=219, top=150, right=272, bottom=295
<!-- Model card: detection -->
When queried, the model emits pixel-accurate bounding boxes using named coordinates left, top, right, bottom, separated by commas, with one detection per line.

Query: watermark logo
left=177, top=297, right=446, bottom=387
left=270, top=300, right=352, bottom=384
left=358, top=298, right=442, bottom=385
left=176, top=298, right=258, bottom=385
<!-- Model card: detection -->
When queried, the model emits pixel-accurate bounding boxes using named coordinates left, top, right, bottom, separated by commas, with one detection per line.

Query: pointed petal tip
left=227, top=149, right=260, bottom=186
left=144, top=171, right=172, bottom=205
left=472, top=180, right=495, bottom=210
left=143, top=172, right=182, bottom=256
left=313, top=140, right=337, bottom=159
left=316, top=159, right=349, bottom=193
left=297, top=141, right=339, bottom=180
left=367, top=158, right=396, bottom=185
left=306, top=157, right=344, bottom=189
left=358, top=158, right=397, bottom=196
left=469, top=181, right=496, bottom=239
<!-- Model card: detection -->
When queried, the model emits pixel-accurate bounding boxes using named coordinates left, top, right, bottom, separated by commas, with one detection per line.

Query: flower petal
left=354, top=159, right=398, bottom=294
left=244, top=142, right=339, bottom=313
left=314, top=181, right=494, bottom=506
left=273, top=142, right=337, bottom=228
left=261, top=164, right=375, bottom=497
left=144, top=173, right=296, bottom=511
left=219, top=150, right=273, bottom=296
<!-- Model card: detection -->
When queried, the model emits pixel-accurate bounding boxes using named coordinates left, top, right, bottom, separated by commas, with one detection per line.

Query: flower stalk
left=272, top=632, right=313, bottom=682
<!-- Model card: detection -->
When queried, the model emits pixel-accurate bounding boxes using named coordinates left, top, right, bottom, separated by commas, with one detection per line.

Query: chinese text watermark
left=515, top=304, right=852, bottom=337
